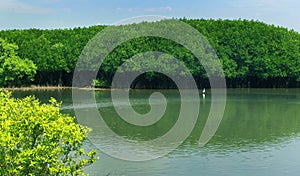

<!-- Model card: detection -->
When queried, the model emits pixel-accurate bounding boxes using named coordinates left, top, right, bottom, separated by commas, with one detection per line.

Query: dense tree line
left=0, top=19, right=299, bottom=88
left=184, top=19, right=300, bottom=88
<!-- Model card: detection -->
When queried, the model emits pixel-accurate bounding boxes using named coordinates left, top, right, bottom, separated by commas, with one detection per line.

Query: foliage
left=0, top=90, right=98, bottom=175
left=0, top=19, right=299, bottom=88
left=0, top=38, right=37, bottom=87
left=91, top=78, right=108, bottom=88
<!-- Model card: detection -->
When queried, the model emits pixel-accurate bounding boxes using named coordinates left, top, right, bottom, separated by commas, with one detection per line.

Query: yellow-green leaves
left=0, top=90, right=98, bottom=176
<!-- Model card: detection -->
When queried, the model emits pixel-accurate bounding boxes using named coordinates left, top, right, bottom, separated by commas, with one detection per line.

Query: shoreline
left=2, top=86, right=299, bottom=91
left=2, top=86, right=111, bottom=91
left=3, top=86, right=72, bottom=91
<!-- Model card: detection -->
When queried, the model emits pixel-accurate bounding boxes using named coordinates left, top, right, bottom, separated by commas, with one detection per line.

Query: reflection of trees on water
left=11, top=89, right=300, bottom=155
left=99, top=89, right=300, bottom=153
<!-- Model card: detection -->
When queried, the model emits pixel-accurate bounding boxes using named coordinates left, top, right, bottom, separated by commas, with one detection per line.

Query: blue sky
left=0, top=0, right=299, bottom=32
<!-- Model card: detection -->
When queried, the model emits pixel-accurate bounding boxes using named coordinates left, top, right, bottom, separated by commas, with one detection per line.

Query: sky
left=0, top=0, right=299, bottom=32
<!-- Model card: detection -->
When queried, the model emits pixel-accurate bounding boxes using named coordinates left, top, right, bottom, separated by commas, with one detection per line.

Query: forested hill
left=0, top=19, right=299, bottom=88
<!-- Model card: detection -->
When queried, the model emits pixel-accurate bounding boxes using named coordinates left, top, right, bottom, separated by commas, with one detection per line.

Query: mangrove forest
left=0, top=19, right=299, bottom=88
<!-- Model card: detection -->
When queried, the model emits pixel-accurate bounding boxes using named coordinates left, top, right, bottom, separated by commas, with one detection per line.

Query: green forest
left=0, top=19, right=299, bottom=88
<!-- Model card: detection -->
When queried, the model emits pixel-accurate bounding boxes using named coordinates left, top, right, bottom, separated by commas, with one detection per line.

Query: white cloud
left=222, top=0, right=300, bottom=31
left=116, top=6, right=172, bottom=13
left=228, top=0, right=298, bottom=9
left=39, top=0, right=62, bottom=3
left=145, top=6, right=172, bottom=12
left=116, top=7, right=135, bottom=12
left=0, top=0, right=54, bottom=14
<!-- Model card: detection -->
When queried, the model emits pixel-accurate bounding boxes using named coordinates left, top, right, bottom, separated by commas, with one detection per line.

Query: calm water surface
left=12, top=89, right=300, bottom=176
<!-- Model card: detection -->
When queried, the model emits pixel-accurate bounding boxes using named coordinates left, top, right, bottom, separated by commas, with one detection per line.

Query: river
left=12, top=88, right=300, bottom=176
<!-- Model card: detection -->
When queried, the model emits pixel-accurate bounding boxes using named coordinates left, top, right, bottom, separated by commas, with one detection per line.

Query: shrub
left=91, top=78, right=108, bottom=88
left=0, top=90, right=97, bottom=175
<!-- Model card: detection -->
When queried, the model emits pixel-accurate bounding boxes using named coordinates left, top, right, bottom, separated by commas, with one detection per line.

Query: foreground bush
left=0, top=90, right=97, bottom=175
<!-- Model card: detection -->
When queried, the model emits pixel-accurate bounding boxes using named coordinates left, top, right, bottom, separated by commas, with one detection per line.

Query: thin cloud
left=0, top=0, right=54, bottom=14
left=39, top=0, right=62, bottom=3
left=116, top=6, right=172, bottom=13
left=228, top=0, right=297, bottom=9
left=116, top=7, right=135, bottom=12
left=145, top=6, right=172, bottom=12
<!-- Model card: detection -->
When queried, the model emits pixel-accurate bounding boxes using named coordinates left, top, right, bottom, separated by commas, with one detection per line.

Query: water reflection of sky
left=85, top=134, right=300, bottom=176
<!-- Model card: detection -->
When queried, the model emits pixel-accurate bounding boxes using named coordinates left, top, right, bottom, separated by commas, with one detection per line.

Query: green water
left=12, top=89, right=300, bottom=176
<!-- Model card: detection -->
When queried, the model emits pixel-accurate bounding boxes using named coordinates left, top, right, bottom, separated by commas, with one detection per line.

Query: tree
left=0, top=90, right=98, bottom=175
left=1, top=19, right=300, bottom=87
left=0, top=38, right=37, bottom=87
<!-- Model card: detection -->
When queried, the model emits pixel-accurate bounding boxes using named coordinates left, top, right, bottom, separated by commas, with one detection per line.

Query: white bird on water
left=202, top=88, right=206, bottom=94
